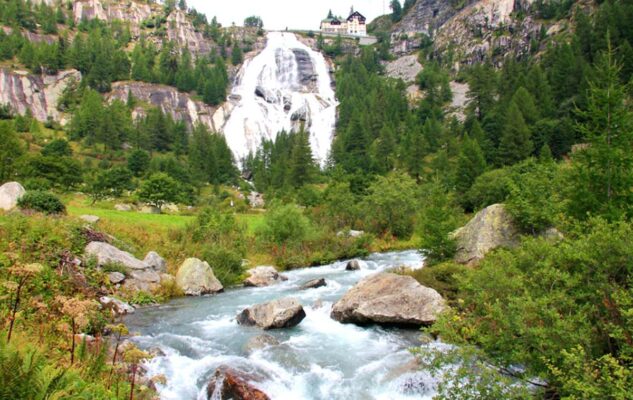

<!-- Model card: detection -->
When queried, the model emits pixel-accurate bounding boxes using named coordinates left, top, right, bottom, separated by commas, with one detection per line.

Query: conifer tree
left=498, top=101, right=533, bottom=165
left=290, top=131, right=316, bottom=188
left=511, top=87, right=540, bottom=126
left=455, top=135, right=487, bottom=194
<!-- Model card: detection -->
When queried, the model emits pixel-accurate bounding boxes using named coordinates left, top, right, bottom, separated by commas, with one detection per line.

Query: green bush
left=418, top=183, right=463, bottom=265
left=407, top=261, right=464, bottom=302
left=17, top=191, right=66, bottom=215
left=464, top=167, right=513, bottom=211
left=202, top=246, right=244, bottom=285
left=259, top=203, right=311, bottom=245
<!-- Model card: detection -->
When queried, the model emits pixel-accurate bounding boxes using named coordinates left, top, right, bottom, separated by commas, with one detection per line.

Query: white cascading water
left=221, top=32, right=337, bottom=165
left=124, top=251, right=447, bottom=400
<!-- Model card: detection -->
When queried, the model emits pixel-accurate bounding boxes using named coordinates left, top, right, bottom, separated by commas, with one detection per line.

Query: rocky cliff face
left=72, top=0, right=154, bottom=37
left=434, top=0, right=543, bottom=66
left=108, top=81, right=229, bottom=132
left=391, top=0, right=553, bottom=66
left=0, top=69, right=81, bottom=124
left=166, top=10, right=213, bottom=57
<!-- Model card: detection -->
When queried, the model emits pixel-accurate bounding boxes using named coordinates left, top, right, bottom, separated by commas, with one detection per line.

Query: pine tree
left=511, top=87, right=540, bottom=126
left=289, top=131, right=315, bottom=188
left=390, top=0, right=403, bottom=22
left=466, top=63, right=497, bottom=121
left=231, top=43, right=243, bottom=65
left=569, top=45, right=633, bottom=220
left=455, top=135, right=487, bottom=194
left=497, top=101, right=533, bottom=166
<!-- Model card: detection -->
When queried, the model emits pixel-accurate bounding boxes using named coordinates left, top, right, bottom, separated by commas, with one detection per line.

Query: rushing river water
left=125, top=251, right=443, bottom=400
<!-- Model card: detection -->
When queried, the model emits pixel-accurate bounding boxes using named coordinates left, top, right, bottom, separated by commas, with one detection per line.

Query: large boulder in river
left=331, top=273, right=446, bottom=326
left=300, top=278, right=327, bottom=290
left=243, top=266, right=288, bottom=287
left=345, top=260, right=362, bottom=271
left=452, top=203, right=519, bottom=265
left=176, top=258, right=223, bottom=296
left=207, top=366, right=270, bottom=400
left=85, top=242, right=148, bottom=270
left=0, top=182, right=26, bottom=211
left=237, top=298, right=306, bottom=330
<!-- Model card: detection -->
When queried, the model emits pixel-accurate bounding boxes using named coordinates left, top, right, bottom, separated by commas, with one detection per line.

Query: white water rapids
left=125, top=251, right=448, bottom=399
left=221, top=32, right=338, bottom=165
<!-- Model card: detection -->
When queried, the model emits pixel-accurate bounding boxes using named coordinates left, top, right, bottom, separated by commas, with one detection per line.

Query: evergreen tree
left=466, top=63, right=497, bottom=121
left=497, top=101, right=533, bottom=165
left=568, top=46, right=633, bottom=220
left=231, top=43, right=243, bottom=65
left=289, top=131, right=316, bottom=188
left=511, top=87, right=539, bottom=126
left=455, top=135, right=487, bottom=194
left=390, top=0, right=403, bottom=22
left=0, top=122, right=23, bottom=182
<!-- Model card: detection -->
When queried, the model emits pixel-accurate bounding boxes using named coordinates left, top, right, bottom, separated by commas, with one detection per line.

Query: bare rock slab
left=300, top=278, right=327, bottom=290
left=85, top=242, right=148, bottom=270
left=331, top=273, right=446, bottom=326
left=237, top=298, right=306, bottom=330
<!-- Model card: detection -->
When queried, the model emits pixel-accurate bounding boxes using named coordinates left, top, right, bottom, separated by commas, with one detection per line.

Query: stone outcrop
left=237, top=298, right=306, bottom=330
left=243, top=266, right=288, bottom=287
left=452, top=203, right=519, bottom=265
left=0, top=182, right=26, bottom=211
left=108, top=81, right=221, bottom=132
left=176, top=258, right=224, bottom=296
left=331, top=273, right=446, bottom=326
left=0, top=69, right=81, bottom=124
left=291, top=49, right=317, bottom=88
left=166, top=10, right=213, bottom=57
left=300, top=278, right=327, bottom=290
left=108, top=272, right=126, bottom=284
left=85, top=242, right=148, bottom=270
left=207, top=367, right=270, bottom=400
left=72, top=0, right=154, bottom=37
left=144, top=251, right=167, bottom=273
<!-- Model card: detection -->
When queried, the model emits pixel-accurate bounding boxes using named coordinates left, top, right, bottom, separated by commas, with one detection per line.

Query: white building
left=320, top=9, right=367, bottom=37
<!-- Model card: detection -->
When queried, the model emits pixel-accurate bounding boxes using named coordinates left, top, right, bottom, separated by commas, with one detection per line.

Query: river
left=125, top=250, right=443, bottom=400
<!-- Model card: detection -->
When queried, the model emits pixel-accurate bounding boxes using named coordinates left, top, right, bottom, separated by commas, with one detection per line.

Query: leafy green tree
left=231, top=43, right=243, bottom=65
left=243, top=16, right=263, bottom=28
left=360, top=172, right=418, bottom=239
left=127, top=150, right=151, bottom=177
left=259, top=203, right=311, bottom=245
left=137, top=173, right=180, bottom=212
left=497, top=101, right=533, bottom=165
left=87, top=167, right=134, bottom=204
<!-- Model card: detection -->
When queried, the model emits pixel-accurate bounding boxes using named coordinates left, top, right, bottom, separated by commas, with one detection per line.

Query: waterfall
left=221, top=32, right=338, bottom=165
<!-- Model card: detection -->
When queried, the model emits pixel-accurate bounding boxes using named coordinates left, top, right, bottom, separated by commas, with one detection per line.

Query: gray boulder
left=85, top=242, right=148, bottom=270
left=0, top=182, right=26, bottom=211
left=100, top=296, right=135, bottom=316
left=452, top=204, right=519, bottom=265
left=237, top=298, right=306, bottom=330
left=80, top=215, right=100, bottom=224
left=144, top=251, right=167, bottom=273
left=114, top=204, right=132, bottom=212
left=331, top=273, right=447, bottom=326
left=300, top=278, right=327, bottom=290
left=345, top=260, right=362, bottom=271
left=123, top=270, right=162, bottom=293
left=243, top=266, right=288, bottom=287
left=176, top=258, right=223, bottom=296
left=108, top=272, right=126, bottom=284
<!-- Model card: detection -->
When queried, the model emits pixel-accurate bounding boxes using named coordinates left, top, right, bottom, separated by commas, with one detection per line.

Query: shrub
left=258, top=203, right=311, bottom=245
left=17, top=191, right=66, bottom=215
left=464, top=167, right=513, bottom=210
left=202, top=246, right=244, bottom=285
left=406, top=261, right=464, bottom=302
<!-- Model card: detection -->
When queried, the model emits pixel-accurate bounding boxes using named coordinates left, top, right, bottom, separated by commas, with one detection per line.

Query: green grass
left=237, top=213, right=265, bottom=235
left=67, top=205, right=194, bottom=232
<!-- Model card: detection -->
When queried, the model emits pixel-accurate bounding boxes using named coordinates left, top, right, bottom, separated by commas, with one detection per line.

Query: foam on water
left=222, top=32, right=337, bottom=165
left=126, top=251, right=441, bottom=399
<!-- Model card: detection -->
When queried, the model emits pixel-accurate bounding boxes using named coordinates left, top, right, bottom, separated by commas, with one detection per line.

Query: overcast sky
left=187, top=0, right=389, bottom=31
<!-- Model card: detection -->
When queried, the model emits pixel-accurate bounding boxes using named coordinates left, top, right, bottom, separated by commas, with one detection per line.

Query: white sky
left=187, top=0, right=389, bottom=31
